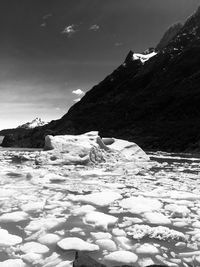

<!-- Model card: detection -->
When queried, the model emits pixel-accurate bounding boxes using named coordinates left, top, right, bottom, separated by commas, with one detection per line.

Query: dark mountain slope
left=156, top=22, right=183, bottom=50
left=2, top=6, right=200, bottom=151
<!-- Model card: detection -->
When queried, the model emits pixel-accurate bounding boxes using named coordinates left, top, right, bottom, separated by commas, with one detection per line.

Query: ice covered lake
left=0, top=146, right=200, bottom=267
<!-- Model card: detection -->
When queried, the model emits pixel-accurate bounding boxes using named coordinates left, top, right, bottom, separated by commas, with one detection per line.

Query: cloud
left=72, top=89, right=85, bottom=96
left=62, top=25, right=77, bottom=37
left=40, top=22, right=46, bottom=28
left=43, top=13, right=52, bottom=20
left=40, top=13, right=52, bottom=28
left=89, top=24, right=100, bottom=31
left=115, top=42, right=123, bottom=46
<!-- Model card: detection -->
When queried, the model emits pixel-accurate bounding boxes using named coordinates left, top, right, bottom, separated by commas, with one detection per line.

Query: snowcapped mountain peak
left=18, top=118, right=47, bottom=129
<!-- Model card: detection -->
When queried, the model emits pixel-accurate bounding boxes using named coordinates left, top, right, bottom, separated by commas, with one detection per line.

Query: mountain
left=156, top=22, right=183, bottom=50
left=18, top=117, right=47, bottom=129
left=2, top=6, right=200, bottom=151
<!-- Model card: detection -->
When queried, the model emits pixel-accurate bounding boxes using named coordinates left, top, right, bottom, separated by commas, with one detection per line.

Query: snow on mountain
left=132, top=51, right=157, bottom=64
left=18, top=118, right=47, bottom=129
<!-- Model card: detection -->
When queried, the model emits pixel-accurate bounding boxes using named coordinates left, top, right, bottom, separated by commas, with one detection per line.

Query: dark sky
left=0, top=0, right=199, bottom=129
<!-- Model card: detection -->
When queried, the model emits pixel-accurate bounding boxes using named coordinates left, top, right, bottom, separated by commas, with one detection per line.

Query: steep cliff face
left=2, top=6, right=200, bottom=151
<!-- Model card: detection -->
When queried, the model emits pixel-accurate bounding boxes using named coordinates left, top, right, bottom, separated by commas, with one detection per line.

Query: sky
left=0, top=0, right=200, bottom=130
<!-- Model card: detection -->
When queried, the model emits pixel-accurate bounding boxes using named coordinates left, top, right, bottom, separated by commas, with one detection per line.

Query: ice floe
left=21, top=201, right=45, bottom=213
left=135, top=243, right=159, bottom=254
left=0, top=259, right=27, bottom=267
left=143, top=212, right=171, bottom=225
left=83, top=211, right=118, bottom=230
left=126, top=224, right=186, bottom=241
left=104, top=250, right=138, bottom=266
left=0, top=229, right=22, bottom=246
left=69, top=191, right=122, bottom=207
left=91, top=232, right=112, bottom=240
left=38, top=233, right=61, bottom=245
left=119, top=196, right=162, bottom=214
left=0, top=211, right=29, bottom=222
left=25, top=217, right=66, bottom=232
left=57, top=237, right=99, bottom=251
left=95, top=239, right=117, bottom=251
left=20, top=241, right=49, bottom=254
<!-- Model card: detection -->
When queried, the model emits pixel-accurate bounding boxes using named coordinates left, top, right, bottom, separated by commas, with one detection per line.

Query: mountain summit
left=2, top=6, right=200, bottom=151
left=18, top=118, right=47, bottom=129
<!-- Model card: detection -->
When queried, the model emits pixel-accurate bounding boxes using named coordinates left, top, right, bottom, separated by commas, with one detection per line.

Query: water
left=0, top=148, right=200, bottom=266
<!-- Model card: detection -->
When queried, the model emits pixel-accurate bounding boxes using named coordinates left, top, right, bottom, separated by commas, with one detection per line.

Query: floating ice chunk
left=95, top=239, right=117, bottom=251
left=0, top=189, right=17, bottom=198
left=165, top=204, right=190, bottom=217
left=91, top=232, right=112, bottom=240
left=55, top=261, right=73, bottom=267
left=169, top=191, right=200, bottom=200
left=143, top=212, right=171, bottom=225
left=0, top=211, right=29, bottom=222
left=71, top=205, right=96, bottom=216
left=137, top=257, right=155, bottom=267
left=173, top=221, right=188, bottom=228
left=112, top=228, right=126, bottom=237
left=70, top=191, right=122, bottom=207
left=192, top=221, right=200, bottom=228
left=84, top=211, right=118, bottom=230
left=22, top=252, right=43, bottom=264
left=25, top=217, right=66, bottom=232
left=135, top=243, right=159, bottom=254
left=20, top=241, right=49, bottom=254
left=21, top=201, right=45, bottom=213
left=57, top=237, right=99, bottom=251
left=175, top=242, right=186, bottom=249
left=38, top=252, right=61, bottom=267
left=0, top=229, right=22, bottom=246
left=0, top=259, right=27, bottom=267
left=114, top=236, right=133, bottom=250
left=179, top=251, right=200, bottom=258
left=120, top=196, right=162, bottom=214
left=38, top=233, right=61, bottom=245
left=69, top=227, right=85, bottom=236
left=104, top=251, right=138, bottom=266
left=106, top=138, right=149, bottom=161
left=196, top=255, right=200, bottom=264
left=127, top=224, right=186, bottom=241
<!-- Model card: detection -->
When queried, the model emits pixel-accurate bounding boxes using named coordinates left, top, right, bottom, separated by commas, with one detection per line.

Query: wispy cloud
left=115, top=42, right=123, bottom=47
left=40, top=22, right=47, bottom=28
left=43, top=13, right=52, bottom=20
left=62, top=24, right=77, bottom=37
left=89, top=24, right=100, bottom=31
left=40, top=13, right=52, bottom=28
left=72, top=89, right=85, bottom=96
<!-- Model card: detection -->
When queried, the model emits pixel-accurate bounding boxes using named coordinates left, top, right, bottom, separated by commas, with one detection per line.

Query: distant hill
left=2, top=6, right=200, bottom=152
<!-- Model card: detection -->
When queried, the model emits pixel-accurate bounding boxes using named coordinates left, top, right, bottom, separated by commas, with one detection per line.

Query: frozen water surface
left=0, top=148, right=200, bottom=266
